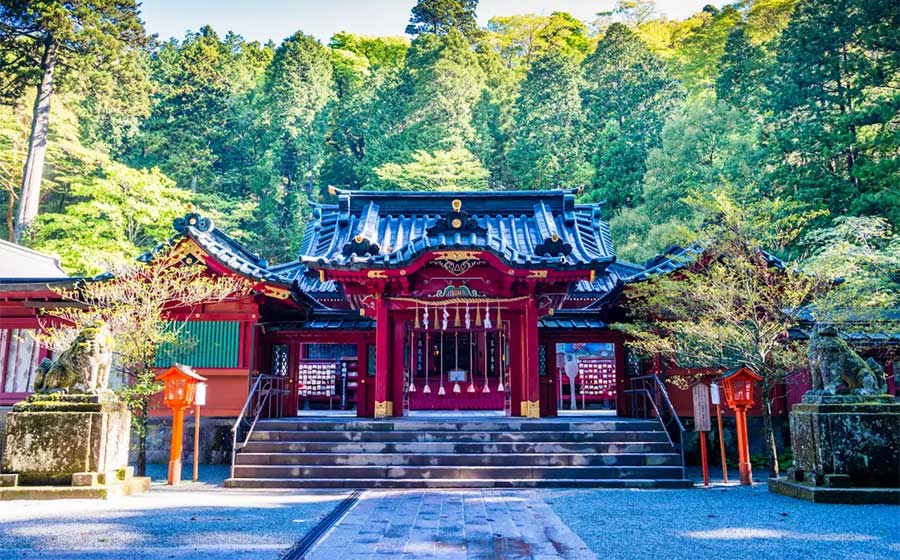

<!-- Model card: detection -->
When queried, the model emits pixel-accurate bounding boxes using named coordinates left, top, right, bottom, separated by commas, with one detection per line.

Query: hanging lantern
left=438, top=384, right=446, bottom=396
left=453, top=382, right=461, bottom=393
left=497, top=379, right=505, bottom=392
left=483, top=383, right=491, bottom=394
left=468, top=382, right=476, bottom=393
left=423, top=383, right=431, bottom=394
left=408, top=380, right=416, bottom=392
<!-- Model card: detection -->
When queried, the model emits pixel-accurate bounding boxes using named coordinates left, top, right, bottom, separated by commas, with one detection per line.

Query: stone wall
left=134, top=416, right=236, bottom=465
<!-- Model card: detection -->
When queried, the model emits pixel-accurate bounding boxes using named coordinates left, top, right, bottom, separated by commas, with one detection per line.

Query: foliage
left=373, top=148, right=487, bottom=191
left=406, top=0, right=479, bottom=37
left=484, top=12, right=592, bottom=70
left=508, top=50, right=591, bottom=189
left=363, top=30, right=485, bottom=186
left=801, top=216, right=900, bottom=327
left=766, top=0, right=900, bottom=227
left=615, top=193, right=825, bottom=476
left=582, top=23, right=682, bottom=209
left=37, top=247, right=250, bottom=475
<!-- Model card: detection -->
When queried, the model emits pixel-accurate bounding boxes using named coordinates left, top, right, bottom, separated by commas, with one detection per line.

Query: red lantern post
left=156, top=364, right=207, bottom=485
left=718, top=367, right=763, bottom=486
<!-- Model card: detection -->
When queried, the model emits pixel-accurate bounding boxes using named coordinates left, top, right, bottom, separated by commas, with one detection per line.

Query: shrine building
left=1, top=189, right=637, bottom=418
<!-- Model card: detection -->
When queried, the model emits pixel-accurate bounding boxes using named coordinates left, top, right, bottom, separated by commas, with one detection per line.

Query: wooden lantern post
left=710, top=381, right=728, bottom=483
left=718, top=367, right=763, bottom=486
left=156, top=364, right=207, bottom=486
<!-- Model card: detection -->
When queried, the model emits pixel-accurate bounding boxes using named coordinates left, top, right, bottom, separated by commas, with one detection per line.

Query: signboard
left=692, top=383, right=711, bottom=432
left=195, top=382, right=207, bottom=406
left=710, top=382, right=721, bottom=405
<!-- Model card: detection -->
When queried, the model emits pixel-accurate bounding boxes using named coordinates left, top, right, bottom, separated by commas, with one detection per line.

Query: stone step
left=249, top=429, right=671, bottom=443
left=239, top=440, right=676, bottom=454
left=235, top=452, right=683, bottom=467
left=224, top=477, right=695, bottom=489
left=231, top=464, right=686, bottom=480
left=254, top=419, right=661, bottom=432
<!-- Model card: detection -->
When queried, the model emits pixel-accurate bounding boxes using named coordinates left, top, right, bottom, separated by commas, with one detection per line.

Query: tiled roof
left=538, top=316, right=608, bottom=329
left=626, top=243, right=784, bottom=283
left=141, top=213, right=290, bottom=287
left=299, top=189, right=616, bottom=270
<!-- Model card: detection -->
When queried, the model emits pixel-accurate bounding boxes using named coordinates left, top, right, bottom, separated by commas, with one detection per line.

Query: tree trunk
left=14, top=36, right=58, bottom=242
left=761, top=378, right=780, bottom=478
left=136, top=408, right=148, bottom=477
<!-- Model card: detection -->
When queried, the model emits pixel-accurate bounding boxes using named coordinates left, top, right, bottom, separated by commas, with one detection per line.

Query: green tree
left=0, top=0, right=149, bottom=241
left=484, top=12, right=592, bottom=71
left=363, top=30, right=485, bottom=187
left=582, top=23, right=681, bottom=210
left=374, top=148, right=488, bottom=191
left=323, top=33, right=408, bottom=190
left=715, top=25, right=768, bottom=108
left=257, top=31, right=334, bottom=260
left=611, top=95, right=763, bottom=262
left=767, top=0, right=900, bottom=227
left=406, top=0, right=479, bottom=38
left=508, top=50, right=591, bottom=189
left=616, top=193, right=823, bottom=477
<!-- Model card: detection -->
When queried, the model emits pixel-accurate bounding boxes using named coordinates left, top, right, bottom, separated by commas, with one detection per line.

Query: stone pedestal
left=789, top=395, right=900, bottom=487
left=1, top=393, right=131, bottom=485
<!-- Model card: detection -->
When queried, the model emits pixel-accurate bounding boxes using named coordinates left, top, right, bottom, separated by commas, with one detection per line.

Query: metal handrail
left=623, top=374, right=687, bottom=480
left=229, top=373, right=286, bottom=478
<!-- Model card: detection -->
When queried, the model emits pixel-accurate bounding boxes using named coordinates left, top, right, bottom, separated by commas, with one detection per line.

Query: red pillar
left=522, top=296, right=540, bottom=418
left=373, top=294, right=392, bottom=418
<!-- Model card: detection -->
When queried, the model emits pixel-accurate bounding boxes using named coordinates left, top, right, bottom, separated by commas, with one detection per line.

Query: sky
left=140, top=0, right=729, bottom=44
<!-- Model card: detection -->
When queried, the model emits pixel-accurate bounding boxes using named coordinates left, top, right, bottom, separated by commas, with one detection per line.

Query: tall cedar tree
left=363, top=30, right=485, bottom=186
left=0, top=0, right=148, bottom=241
left=582, top=23, right=681, bottom=210
left=406, top=0, right=479, bottom=37
left=508, top=49, right=592, bottom=190
left=768, top=0, right=900, bottom=226
left=259, top=31, right=334, bottom=260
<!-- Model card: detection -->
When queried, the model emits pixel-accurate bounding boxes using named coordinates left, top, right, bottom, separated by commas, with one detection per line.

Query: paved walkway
left=306, top=489, right=597, bottom=560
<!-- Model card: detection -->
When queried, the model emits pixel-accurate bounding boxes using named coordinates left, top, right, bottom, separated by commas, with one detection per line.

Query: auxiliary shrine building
left=1, top=189, right=639, bottom=418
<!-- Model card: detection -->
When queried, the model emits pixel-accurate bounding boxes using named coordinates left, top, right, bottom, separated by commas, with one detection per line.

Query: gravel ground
left=0, top=466, right=350, bottom=560
left=542, top=483, right=900, bottom=560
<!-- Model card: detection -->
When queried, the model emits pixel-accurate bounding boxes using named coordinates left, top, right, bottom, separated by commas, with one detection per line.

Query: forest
left=1, top=0, right=897, bottom=274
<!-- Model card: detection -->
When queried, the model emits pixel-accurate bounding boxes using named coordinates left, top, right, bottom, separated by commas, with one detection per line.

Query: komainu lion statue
left=34, top=322, right=114, bottom=393
left=807, top=326, right=887, bottom=396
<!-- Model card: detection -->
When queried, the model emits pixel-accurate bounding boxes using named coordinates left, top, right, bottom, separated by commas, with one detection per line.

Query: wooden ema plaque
left=692, top=382, right=711, bottom=432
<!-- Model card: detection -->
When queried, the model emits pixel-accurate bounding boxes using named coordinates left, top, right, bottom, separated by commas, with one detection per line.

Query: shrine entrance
left=402, top=301, right=511, bottom=413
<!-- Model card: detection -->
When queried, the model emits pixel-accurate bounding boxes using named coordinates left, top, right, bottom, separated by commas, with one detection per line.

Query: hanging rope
left=389, top=295, right=529, bottom=307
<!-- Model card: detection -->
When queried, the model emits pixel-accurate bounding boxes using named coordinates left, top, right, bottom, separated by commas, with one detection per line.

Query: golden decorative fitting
left=451, top=199, right=462, bottom=212
left=433, top=250, right=481, bottom=261
left=589, top=270, right=596, bottom=283
left=508, top=269, right=515, bottom=276
left=523, top=400, right=540, bottom=418
left=451, top=218, right=463, bottom=228
left=399, top=269, right=407, bottom=276
left=527, top=270, right=548, bottom=279
left=551, top=233, right=559, bottom=242
left=374, top=400, right=393, bottom=418
left=263, top=286, right=291, bottom=300
left=319, top=270, right=326, bottom=282
left=367, top=270, right=388, bottom=279
left=355, top=235, right=364, bottom=243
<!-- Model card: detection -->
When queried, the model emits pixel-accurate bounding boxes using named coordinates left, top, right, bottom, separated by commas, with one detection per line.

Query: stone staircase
left=224, top=417, right=692, bottom=489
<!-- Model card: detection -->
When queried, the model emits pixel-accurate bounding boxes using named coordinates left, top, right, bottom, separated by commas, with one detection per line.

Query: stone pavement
left=306, top=489, right=597, bottom=560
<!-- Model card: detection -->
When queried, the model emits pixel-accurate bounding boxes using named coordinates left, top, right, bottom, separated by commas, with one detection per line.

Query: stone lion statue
left=34, top=322, right=114, bottom=394
left=807, top=326, right=887, bottom=396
